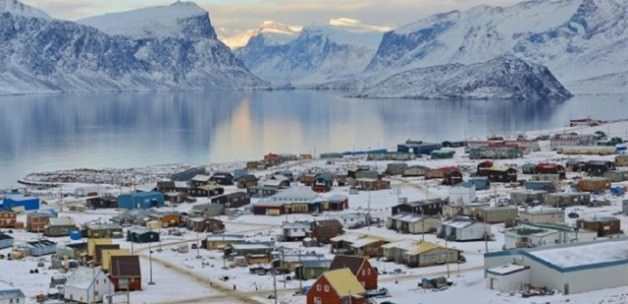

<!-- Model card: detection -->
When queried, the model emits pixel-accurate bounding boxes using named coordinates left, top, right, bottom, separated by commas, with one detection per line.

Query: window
left=316, top=284, right=321, bottom=292
left=324, top=285, right=330, bottom=292
left=367, top=268, right=371, bottom=275
left=314, top=297, right=322, bottom=304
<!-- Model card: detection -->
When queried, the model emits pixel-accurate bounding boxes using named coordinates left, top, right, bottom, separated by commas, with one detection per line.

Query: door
left=564, top=283, right=569, bottom=295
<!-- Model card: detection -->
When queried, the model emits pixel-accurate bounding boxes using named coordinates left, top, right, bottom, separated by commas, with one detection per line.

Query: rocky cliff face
left=0, top=1, right=265, bottom=95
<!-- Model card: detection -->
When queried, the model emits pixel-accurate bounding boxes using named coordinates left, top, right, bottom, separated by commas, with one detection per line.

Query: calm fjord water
left=0, top=90, right=626, bottom=187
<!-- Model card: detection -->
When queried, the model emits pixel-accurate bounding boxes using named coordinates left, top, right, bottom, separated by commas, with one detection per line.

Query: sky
left=24, top=0, right=523, bottom=37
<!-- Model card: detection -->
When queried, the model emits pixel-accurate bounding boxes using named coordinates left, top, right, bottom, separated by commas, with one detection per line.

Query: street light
left=148, top=243, right=155, bottom=285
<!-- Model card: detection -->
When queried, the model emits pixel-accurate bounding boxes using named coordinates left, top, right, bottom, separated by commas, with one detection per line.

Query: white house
left=0, top=289, right=25, bottom=304
left=64, top=267, right=114, bottom=304
left=503, top=223, right=597, bottom=250
left=519, top=206, right=564, bottom=225
left=448, top=186, right=476, bottom=206
left=485, top=239, right=628, bottom=295
left=438, top=217, right=491, bottom=241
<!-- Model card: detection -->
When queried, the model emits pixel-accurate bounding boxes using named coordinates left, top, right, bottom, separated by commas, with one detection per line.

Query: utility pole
left=148, top=243, right=155, bottom=285
left=367, top=191, right=372, bottom=231
left=196, top=232, right=201, bottom=259
left=272, top=266, right=278, bottom=304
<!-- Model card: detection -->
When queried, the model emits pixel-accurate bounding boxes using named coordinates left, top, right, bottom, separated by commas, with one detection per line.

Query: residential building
left=330, top=255, right=378, bottom=290
left=519, top=207, right=563, bottom=224
left=382, top=240, right=461, bottom=267
left=118, top=192, right=165, bottom=209
left=386, top=214, right=440, bottom=234
left=0, top=289, right=25, bottom=304
left=503, top=223, right=597, bottom=249
left=211, top=192, right=250, bottom=209
left=44, top=217, right=78, bottom=237
left=26, top=212, right=50, bottom=233
left=0, top=211, right=16, bottom=228
left=577, top=216, right=622, bottom=237
left=64, top=267, right=114, bottom=304
left=126, top=228, right=160, bottom=243
left=438, top=217, right=491, bottom=241
left=109, top=255, right=142, bottom=291
left=306, top=269, right=366, bottom=304
left=311, top=219, right=344, bottom=244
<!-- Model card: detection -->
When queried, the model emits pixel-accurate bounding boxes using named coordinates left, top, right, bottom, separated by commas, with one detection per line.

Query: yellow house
left=101, top=249, right=130, bottom=272
left=88, top=238, right=112, bottom=257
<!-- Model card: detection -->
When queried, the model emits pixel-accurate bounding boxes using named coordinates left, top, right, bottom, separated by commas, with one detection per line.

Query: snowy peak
left=328, top=18, right=392, bottom=33
left=221, top=20, right=302, bottom=49
left=0, top=0, right=49, bottom=19
left=79, top=1, right=216, bottom=40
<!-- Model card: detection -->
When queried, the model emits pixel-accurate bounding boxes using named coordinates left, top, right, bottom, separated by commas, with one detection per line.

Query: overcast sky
left=24, top=0, right=523, bottom=35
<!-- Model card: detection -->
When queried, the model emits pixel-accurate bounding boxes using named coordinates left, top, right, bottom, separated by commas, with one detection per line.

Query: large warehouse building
left=485, top=239, right=628, bottom=295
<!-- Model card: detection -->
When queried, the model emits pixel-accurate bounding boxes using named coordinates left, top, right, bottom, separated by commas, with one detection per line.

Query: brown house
left=26, top=213, right=50, bottom=233
left=311, top=220, right=344, bottom=244
left=0, top=211, right=17, bottom=228
left=186, top=217, right=225, bottom=233
left=306, top=269, right=366, bottom=304
left=330, top=255, right=378, bottom=290
left=577, top=216, right=622, bottom=237
left=158, top=213, right=182, bottom=228
left=109, top=255, right=142, bottom=291
left=353, top=179, right=391, bottom=191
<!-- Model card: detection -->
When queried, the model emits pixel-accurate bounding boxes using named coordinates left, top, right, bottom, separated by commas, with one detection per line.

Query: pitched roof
left=110, top=255, right=141, bottom=277
left=322, top=268, right=365, bottom=297
left=330, top=255, right=366, bottom=275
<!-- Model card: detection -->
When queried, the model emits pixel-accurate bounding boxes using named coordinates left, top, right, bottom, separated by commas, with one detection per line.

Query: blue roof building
left=118, top=192, right=165, bottom=209
left=1, top=194, right=40, bottom=211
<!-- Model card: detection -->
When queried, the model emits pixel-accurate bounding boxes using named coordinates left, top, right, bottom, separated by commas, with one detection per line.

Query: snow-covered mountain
left=365, top=0, right=628, bottom=94
left=357, top=56, right=573, bottom=101
left=221, top=21, right=302, bottom=49
left=0, top=0, right=48, bottom=19
left=235, top=22, right=385, bottom=86
left=0, top=1, right=265, bottom=95
left=79, top=1, right=216, bottom=40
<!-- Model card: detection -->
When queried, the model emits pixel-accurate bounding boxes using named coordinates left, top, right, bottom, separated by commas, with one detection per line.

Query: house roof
left=48, top=217, right=75, bottom=227
left=66, top=267, right=106, bottom=289
left=110, top=255, right=141, bottom=277
left=0, top=289, right=24, bottom=300
left=330, top=255, right=366, bottom=274
left=0, top=233, right=13, bottom=241
left=322, top=268, right=366, bottom=297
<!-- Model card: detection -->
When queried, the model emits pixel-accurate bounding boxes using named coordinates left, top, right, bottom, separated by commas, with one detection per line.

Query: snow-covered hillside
left=357, top=56, right=573, bottom=101
left=0, top=0, right=48, bottom=19
left=235, top=23, right=385, bottom=86
left=365, top=0, right=628, bottom=94
left=0, top=1, right=266, bottom=95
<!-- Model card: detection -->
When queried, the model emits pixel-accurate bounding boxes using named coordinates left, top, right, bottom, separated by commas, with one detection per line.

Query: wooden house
left=64, top=267, right=114, bottom=304
left=311, top=219, right=344, bottom=243
left=352, top=178, right=391, bottom=191
left=26, top=212, right=50, bottom=233
left=44, top=217, right=78, bottom=237
left=478, top=166, right=518, bottom=183
left=236, top=174, right=258, bottom=189
left=109, top=255, right=142, bottom=291
left=210, top=172, right=234, bottom=186
left=94, top=244, right=121, bottom=266
left=211, top=192, right=250, bottom=209
left=202, top=234, right=246, bottom=250
left=186, top=217, right=224, bottom=233
left=577, top=177, right=611, bottom=193
left=306, top=269, right=366, bottom=304
left=86, top=195, right=118, bottom=209
left=330, top=255, right=378, bottom=290
left=85, top=223, right=124, bottom=239
left=382, top=240, right=461, bottom=268
left=477, top=207, right=518, bottom=225
left=295, top=259, right=332, bottom=280
left=438, top=217, right=491, bottom=241
left=386, top=214, right=440, bottom=234
left=577, top=216, right=622, bottom=237
left=126, top=228, right=160, bottom=243
left=0, top=210, right=17, bottom=228
left=392, top=199, right=447, bottom=217
left=331, top=235, right=388, bottom=258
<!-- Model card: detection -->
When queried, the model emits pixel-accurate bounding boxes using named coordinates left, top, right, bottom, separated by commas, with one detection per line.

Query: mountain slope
left=364, top=0, right=628, bottom=93
left=235, top=24, right=384, bottom=86
left=0, top=1, right=265, bottom=95
left=357, top=56, right=573, bottom=101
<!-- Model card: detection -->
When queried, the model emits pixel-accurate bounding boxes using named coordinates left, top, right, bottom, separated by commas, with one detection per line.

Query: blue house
left=26, top=240, right=57, bottom=256
left=398, top=140, right=442, bottom=156
left=118, top=192, right=165, bottom=209
left=1, top=194, right=40, bottom=211
left=463, top=177, right=490, bottom=191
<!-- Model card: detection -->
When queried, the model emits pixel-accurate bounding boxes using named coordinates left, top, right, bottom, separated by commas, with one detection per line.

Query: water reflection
left=0, top=90, right=626, bottom=187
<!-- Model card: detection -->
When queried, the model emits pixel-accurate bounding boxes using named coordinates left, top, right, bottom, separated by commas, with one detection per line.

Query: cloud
left=22, top=0, right=525, bottom=30
left=329, top=17, right=392, bottom=32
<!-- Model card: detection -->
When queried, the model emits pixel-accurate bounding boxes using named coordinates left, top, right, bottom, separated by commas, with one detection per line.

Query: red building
left=307, top=269, right=366, bottom=304
left=535, top=163, right=566, bottom=179
left=109, top=255, right=142, bottom=291
left=330, top=255, right=378, bottom=290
